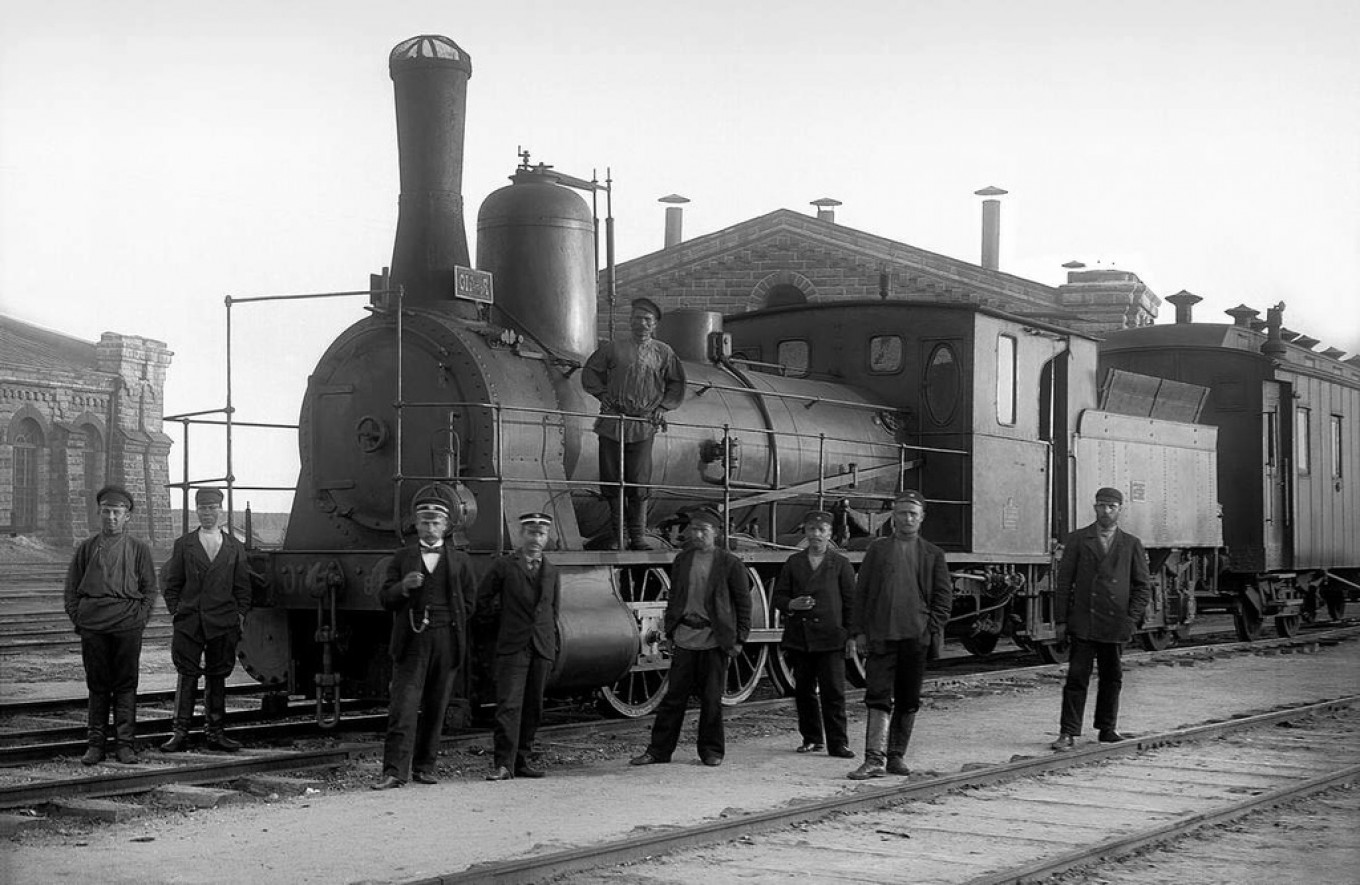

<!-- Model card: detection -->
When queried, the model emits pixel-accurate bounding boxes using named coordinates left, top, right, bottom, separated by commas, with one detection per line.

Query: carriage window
left=924, top=342, right=960, bottom=424
left=1264, top=411, right=1277, bottom=468
left=778, top=339, right=809, bottom=378
left=1296, top=407, right=1311, bottom=474
left=1332, top=415, right=1344, bottom=478
left=996, top=334, right=1016, bottom=426
left=868, top=335, right=903, bottom=374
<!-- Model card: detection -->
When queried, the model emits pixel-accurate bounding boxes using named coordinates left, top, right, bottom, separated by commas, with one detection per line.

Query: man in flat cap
left=846, top=490, right=953, bottom=779
left=372, top=485, right=478, bottom=789
left=631, top=507, right=751, bottom=767
left=476, top=512, right=561, bottom=780
left=1050, top=487, right=1151, bottom=750
left=64, top=485, right=159, bottom=764
left=159, top=487, right=252, bottom=752
left=582, top=296, right=687, bottom=550
left=772, top=510, right=856, bottom=758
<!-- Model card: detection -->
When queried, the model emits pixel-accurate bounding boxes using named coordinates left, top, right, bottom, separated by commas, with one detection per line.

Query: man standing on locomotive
left=846, top=490, right=953, bottom=779
left=582, top=296, right=687, bottom=550
left=159, top=487, right=252, bottom=753
left=630, top=507, right=751, bottom=767
left=64, top=485, right=159, bottom=765
left=772, top=509, right=857, bottom=759
left=477, top=512, right=561, bottom=781
left=1050, top=487, right=1151, bottom=750
left=372, top=486, right=478, bottom=789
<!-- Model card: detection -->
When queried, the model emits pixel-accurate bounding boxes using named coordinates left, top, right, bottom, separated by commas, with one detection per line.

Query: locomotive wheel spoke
left=723, top=568, right=769, bottom=705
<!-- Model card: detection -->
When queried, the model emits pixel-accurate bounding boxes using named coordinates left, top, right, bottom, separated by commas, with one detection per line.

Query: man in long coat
left=1050, top=486, right=1152, bottom=750
left=160, top=487, right=252, bottom=752
left=372, top=486, right=478, bottom=789
left=477, top=512, right=561, bottom=780
left=846, top=490, right=953, bottom=779
left=771, top=509, right=856, bottom=758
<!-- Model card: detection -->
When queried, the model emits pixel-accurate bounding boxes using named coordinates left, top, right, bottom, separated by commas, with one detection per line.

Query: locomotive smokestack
left=387, top=35, right=473, bottom=308
left=1166, top=290, right=1202, bottom=325
left=660, top=194, right=689, bottom=248
left=811, top=197, right=841, bottom=223
left=1262, top=302, right=1287, bottom=358
left=975, top=186, right=1007, bottom=271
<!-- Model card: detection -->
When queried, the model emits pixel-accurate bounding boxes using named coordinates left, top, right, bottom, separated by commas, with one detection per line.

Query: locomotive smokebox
left=477, top=164, right=597, bottom=357
left=388, top=35, right=473, bottom=308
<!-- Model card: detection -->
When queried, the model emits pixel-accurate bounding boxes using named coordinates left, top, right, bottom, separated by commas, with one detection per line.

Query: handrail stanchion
left=722, top=423, right=733, bottom=547
left=615, top=415, right=626, bottom=550
left=496, top=401, right=506, bottom=554
left=817, top=432, right=827, bottom=511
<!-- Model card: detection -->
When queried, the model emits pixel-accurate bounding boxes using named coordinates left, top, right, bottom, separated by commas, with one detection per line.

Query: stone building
left=0, top=314, right=174, bottom=548
left=599, top=206, right=1159, bottom=336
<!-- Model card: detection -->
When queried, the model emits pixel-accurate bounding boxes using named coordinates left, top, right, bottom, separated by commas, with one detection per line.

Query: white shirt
left=198, top=527, right=223, bottom=562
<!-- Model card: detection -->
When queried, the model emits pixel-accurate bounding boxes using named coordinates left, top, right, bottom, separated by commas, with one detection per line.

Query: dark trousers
left=786, top=648, right=849, bottom=750
left=492, top=648, right=552, bottom=770
left=381, top=627, right=457, bottom=781
left=80, top=628, right=143, bottom=745
left=598, top=434, right=654, bottom=535
left=863, top=639, right=928, bottom=716
left=1060, top=636, right=1123, bottom=736
left=171, top=627, right=239, bottom=678
left=647, top=646, right=726, bottom=761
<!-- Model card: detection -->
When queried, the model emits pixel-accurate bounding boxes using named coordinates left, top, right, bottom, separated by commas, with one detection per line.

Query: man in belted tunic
left=1050, top=486, right=1151, bottom=750
left=64, top=485, right=159, bottom=765
left=772, top=510, right=857, bottom=759
left=372, top=486, right=478, bottom=789
left=582, top=296, right=687, bottom=550
left=159, top=487, right=252, bottom=752
left=630, top=507, right=751, bottom=767
left=477, top=512, right=561, bottom=781
left=846, top=490, right=953, bottom=779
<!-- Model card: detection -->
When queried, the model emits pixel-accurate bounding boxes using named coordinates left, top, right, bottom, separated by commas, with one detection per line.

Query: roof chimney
left=1166, top=290, right=1202, bottom=325
left=1225, top=304, right=1259, bottom=327
left=659, top=194, right=689, bottom=248
left=811, top=197, right=841, bottom=223
left=975, top=186, right=1007, bottom=271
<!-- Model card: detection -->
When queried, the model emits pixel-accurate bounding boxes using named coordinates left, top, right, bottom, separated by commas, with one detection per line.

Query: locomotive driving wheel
left=597, top=566, right=671, bottom=718
left=723, top=568, right=769, bottom=706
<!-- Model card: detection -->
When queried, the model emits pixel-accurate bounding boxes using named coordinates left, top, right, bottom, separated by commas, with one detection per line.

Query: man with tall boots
left=64, top=485, right=159, bottom=765
left=159, top=487, right=253, bottom=752
left=477, top=513, right=561, bottom=781
left=582, top=297, right=687, bottom=550
left=1050, top=487, right=1152, bottom=750
left=372, top=486, right=478, bottom=789
left=846, top=491, right=953, bottom=779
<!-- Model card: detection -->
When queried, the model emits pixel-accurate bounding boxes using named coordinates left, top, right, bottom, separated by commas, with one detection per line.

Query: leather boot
left=847, top=708, right=890, bottom=779
left=626, top=498, right=649, bottom=550
left=886, top=711, right=916, bottom=775
left=160, top=674, right=198, bottom=752
left=82, top=692, right=110, bottom=765
left=204, top=676, right=242, bottom=751
left=112, top=690, right=138, bottom=763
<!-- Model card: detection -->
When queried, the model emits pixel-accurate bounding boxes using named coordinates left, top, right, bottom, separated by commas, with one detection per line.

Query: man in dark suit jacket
left=846, top=490, right=953, bottom=779
left=372, top=486, right=478, bottom=789
left=160, top=487, right=252, bottom=752
left=1051, top=487, right=1152, bottom=751
left=772, top=509, right=856, bottom=758
left=477, top=512, right=562, bottom=781
left=631, top=507, right=751, bottom=767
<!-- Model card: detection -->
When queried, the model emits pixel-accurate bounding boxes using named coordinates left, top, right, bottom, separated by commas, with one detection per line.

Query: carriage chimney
left=975, top=186, right=1007, bottom=271
left=1166, top=290, right=1202, bottom=324
left=660, top=194, right=689, bottom=248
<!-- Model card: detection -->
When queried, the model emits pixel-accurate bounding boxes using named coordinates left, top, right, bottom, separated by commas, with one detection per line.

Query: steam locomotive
left=217, top=34, right=1349, bottom=726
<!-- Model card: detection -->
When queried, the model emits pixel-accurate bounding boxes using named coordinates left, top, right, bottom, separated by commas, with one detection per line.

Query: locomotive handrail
left=688, top=379, right=895, bottom=414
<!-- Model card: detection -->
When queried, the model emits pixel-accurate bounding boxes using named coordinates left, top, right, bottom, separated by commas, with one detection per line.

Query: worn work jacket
left=581, top=337, right=687, bottom=443
left=850, top=535, right=954, bottom=650
left=664, top=546, right=752, bottom=655
left=380, top=543, right=478, bottom=662
left=771, top=548, right=855, bottom=653
left=476, top=553, right=561, bottom=661
left=161, top=530, right=252, bottom=641
left=1055, top=522, right=1152, bottom=644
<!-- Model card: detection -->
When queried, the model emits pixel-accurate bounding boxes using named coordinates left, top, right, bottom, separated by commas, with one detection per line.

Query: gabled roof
left=0, top=313, right=99, bottom=371
left=613, top=208, right=1058, bottom=307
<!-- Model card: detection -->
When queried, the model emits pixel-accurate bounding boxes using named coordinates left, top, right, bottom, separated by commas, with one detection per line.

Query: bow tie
left=421, top=544, right=442, bottom=553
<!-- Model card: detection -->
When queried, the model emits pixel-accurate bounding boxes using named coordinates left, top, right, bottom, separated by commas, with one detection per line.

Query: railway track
left=481, top=698, right=1360, bottom=884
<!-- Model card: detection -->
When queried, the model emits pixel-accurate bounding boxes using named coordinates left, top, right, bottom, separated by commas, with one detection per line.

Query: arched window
left=923, top=342, right=960, bottom=425
left=82, top=424, right=105, bottom=532
left=764, top=284, right=807, bottom=307
left=12, top=418, right=43, bottom=531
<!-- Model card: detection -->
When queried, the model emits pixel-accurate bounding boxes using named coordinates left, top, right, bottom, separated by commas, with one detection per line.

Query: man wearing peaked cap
left=1049, top=487, right=1150, bottom=752
left=159, top=488, right=253, bottom=753
left=65, top=484, right=158, bottom=764
left=372, top=485, right=478, bottom=789
left=477, top=511, right=561, bottom=780
left=772, top=510, right=857, bottom=759
left=582, top=295, right=687, bottom=550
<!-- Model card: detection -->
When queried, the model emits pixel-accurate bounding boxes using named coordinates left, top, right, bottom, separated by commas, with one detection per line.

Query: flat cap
left=631, top=297, right=662, bottom=320
left=802, top=510, right=834, bottom=528
left=195, top=487, right=224, bottom=506
left=96, top=484, right=135, bottom=511
left=518, top=512, right=553, bottom=527
left=685, top=507, right=723, bottom=529
left=1095, top=486, right=1124, bottom=504
left=893, top=490, right=926, bottom=508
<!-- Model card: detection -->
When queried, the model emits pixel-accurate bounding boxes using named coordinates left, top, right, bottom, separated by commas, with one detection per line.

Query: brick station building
left=600, top=205, right=1160, bottom=336
left=0, top=314, right=174, bottom=548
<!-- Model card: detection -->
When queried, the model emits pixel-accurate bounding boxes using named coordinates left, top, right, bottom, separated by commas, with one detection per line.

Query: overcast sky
left=3, top=1, right=1357, bottom=508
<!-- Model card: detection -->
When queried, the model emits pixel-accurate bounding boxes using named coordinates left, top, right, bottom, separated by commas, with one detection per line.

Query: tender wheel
left=961, top=631, right=1001, bottom=657
left=723, top=568, right=769, bottom=706
left=1139, top=628, right=1174, bottom=651
left=1233, top=597, right=1265, bottom=641
left=1035, top=637, right=1070, bottom=665
left=597, top=566, right=671, bottom=718
left=1274, top=614, right=1301, bottom=638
